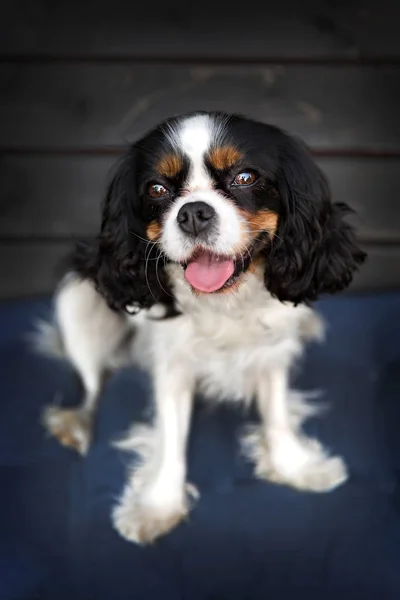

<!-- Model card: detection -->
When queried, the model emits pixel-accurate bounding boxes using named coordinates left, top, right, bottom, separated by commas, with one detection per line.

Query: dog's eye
left=232, top=171, right=257, bottom=186
left=148, top=183, right=169, bottom=199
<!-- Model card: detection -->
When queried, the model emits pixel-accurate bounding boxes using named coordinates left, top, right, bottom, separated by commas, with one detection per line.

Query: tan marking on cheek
left=238, top=208, right=279, bottom=241
left=147, top=221, right=162, bottom=241
left=156, top=154, right=183, bottom=178
left=208, top=146, right=243, bottom=171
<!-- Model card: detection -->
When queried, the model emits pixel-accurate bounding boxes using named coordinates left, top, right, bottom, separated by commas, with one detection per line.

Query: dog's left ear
left=265, top=133, right=366, bottom=304
left=71, top=149, right=174, bottom=312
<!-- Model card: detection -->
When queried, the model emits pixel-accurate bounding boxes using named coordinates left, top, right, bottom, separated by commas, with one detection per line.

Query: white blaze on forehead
left=179, top=114, right=213, bottom=156
left=175, top=114, right=216, bottom=190
left=160, top=113, right=244, bottom=262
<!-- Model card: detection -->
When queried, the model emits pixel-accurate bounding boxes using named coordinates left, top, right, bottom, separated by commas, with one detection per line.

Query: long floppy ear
left=265, top=134, right=366, bottom=304
left=71, top=149, right=173, bottom=312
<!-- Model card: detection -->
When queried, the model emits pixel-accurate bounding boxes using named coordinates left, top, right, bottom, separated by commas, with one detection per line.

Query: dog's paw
left=112, top=490, right=195, bottom=545
left=112, top=482, right=197, bottom=544
left=42, top=406, right=91, bottom=455
left=112, top=500, right=188, bottom=545
left=245, top=427, right=348, bottom=493
left=263, top=452, right=348, bottom=493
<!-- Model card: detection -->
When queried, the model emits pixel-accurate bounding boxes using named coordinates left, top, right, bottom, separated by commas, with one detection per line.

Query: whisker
left=243, top=244, right=253, bottom=265
left=129, top=231, right=151, bottom=244
left=243, top=224, right=284, bottom=244
left=236, top=241, right=253, bottom=271
left=145, top=241, right=159, bottom=260
left=236, top=249, right=244, bottom=272
left=271, top=233, right=284, bottom=244
left=141, top=255, right=165, bottom=261
left=240, top=241, right=253, bottom=269
left=144, top=244, right=158, bottom=303
left=155, top=253, right=174, bottom=299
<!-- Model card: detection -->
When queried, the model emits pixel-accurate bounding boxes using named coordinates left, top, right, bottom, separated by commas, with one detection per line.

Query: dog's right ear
left=71, top=149, right=172, bottom=311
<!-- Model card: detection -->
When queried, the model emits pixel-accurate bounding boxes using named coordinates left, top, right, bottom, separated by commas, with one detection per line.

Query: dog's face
left=74, top=111, right=366, bottom=311
left=142, top=113, right=282, bottom=295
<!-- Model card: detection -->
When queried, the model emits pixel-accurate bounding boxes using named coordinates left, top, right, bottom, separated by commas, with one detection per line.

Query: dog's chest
left=149, top=291, right=305, bottom=401
left=187, top=305, right=284, bottom=348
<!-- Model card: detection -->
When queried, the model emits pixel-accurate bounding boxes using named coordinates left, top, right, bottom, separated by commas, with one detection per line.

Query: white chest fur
left=133, top=267, right=323, bottom=403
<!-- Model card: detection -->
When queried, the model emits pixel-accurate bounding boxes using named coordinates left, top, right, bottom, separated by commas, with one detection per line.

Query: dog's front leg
left=113, top=362, right=195, bottom=544
left=247, top=367, right=348, bottom=492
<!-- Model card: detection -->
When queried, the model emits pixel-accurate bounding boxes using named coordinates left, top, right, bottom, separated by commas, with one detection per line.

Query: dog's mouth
left=183, top=248, right=253, bottom=293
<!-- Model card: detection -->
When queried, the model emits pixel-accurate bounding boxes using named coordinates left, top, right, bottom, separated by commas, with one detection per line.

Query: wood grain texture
left=0, top=156, right=108, bottom=236
left=1, top=0, right=399, bottom=59
left=0, top=241, right=398, bottom=300
left=1, top=64, right=399, bottom=150
left=0, top=242, right=68, bottom=300
left=1, top=156, right=399, bottom=240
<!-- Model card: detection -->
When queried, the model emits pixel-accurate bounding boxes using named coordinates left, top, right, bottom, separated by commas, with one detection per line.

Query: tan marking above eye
left=148, top=183, right=169, bottom=199
left=208, top=146, right=243, bottom=171
left=233, top=171, right=257, bottom=186
left=156, top=154, right=183, bottom=178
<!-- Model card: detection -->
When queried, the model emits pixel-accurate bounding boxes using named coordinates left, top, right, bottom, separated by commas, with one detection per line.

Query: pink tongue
left=185, top=251, right=235, bottom=293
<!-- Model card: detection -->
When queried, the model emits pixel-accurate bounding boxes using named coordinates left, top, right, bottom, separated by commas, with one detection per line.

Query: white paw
left=265, top=452, right=348, bottom=492
left=42, top=405, right=91, bottom=455
left=112, top=482, right=197, bottom=544
left=244, top=428, right=348, bottom=493
left=265, top=433, right=347, bottom=492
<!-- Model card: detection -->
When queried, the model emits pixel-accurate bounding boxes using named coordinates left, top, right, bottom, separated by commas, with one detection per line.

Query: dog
left=41, top=111, right=366, bottom=544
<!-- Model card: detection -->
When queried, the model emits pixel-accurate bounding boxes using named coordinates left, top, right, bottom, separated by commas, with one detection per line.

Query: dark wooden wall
left=1, top=0, right=400, bottom=299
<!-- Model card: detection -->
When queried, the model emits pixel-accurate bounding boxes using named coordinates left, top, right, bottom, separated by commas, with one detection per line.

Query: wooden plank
left=0, top=156, right=108, bottom=236
left=0, top=241, right=398, bottom=300
left=1, top=64, right=399, bottom=150
left=322, top=159, right=400, bottom=242
left=0, top=242, right=70, bottom=300
left=1, top=0, right=400, bottom=59
left=352, top=245, right=400, bottom=291
left=0, top=155, right=399, bottom=240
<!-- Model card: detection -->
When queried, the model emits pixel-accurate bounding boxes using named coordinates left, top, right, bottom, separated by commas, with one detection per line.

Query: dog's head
left=75, top=111, right=366, bottom=311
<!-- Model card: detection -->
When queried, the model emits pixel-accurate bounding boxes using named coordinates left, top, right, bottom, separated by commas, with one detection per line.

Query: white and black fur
left=41, top=112, right=366, bottom=544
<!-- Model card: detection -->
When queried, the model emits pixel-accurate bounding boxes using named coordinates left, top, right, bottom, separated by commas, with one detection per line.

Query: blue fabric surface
left=0, top=294, right=400, bottom=599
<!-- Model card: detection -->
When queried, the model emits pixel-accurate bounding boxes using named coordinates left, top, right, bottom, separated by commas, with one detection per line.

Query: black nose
left=177, top=201, right=216, bottom=236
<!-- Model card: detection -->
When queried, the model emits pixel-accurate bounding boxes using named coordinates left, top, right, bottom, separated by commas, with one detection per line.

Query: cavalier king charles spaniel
left=41, top=111, right=366, bottom=544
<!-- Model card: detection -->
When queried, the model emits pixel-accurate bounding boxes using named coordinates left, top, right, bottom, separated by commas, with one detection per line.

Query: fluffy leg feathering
left=41, top=276, right=130, bottom=454
left=113, top=363, right=197, bottom=544
left=243, top=368, right=348, bottom=491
